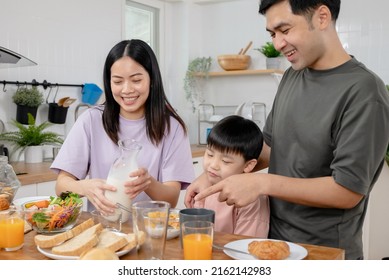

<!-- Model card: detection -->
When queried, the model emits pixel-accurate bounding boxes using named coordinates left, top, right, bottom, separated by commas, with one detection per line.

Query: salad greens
left=29, top=191, right=83, bottom=232
left=49, top=191, right=83, bottom=206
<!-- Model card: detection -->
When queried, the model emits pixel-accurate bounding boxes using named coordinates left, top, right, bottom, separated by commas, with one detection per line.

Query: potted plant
left=184, top=57, right=212, bottom=113
left=13, top=86, right=44, bottom=125
left=0, top=113, right=63, bottom=163
left=255, top=42, right=282, bottom=69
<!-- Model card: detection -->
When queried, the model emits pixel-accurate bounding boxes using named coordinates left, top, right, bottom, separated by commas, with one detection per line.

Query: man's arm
left=195, top=172, right=363, bottom=209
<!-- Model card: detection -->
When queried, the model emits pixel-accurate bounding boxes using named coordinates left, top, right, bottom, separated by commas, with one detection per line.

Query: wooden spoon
left=63, top=98, right=76, bottom=107
left=57, top=97, right=70, bottom=106
left=241, top=41, right=253, bottom=55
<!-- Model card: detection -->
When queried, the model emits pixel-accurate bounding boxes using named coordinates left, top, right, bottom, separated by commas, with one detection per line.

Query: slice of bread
left=96, top=229, right=128, bottom=252
left=34, top=218, right=95, bottom=248
left=51, top=223, right=103, bottom=256
left=120, top=230, right=145, bottom=251
left=79, top=248, right=119, bottom=260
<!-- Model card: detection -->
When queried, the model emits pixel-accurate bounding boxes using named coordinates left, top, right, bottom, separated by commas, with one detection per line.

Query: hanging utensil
left=57, top=97, right=70, bottom=106
left=241, top=41, right=253, bottom=55
left=62, top=98, right=76, bottom=107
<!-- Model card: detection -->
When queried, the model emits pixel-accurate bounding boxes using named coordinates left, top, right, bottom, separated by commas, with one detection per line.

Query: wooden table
left=0, top=213, right=345, bottom=260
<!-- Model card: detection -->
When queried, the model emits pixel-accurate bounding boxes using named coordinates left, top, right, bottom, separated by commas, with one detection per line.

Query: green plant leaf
left=0, top=113, right=63, bottom=158
left=12, top=86, right=44, bottom=107
left=255, top=42, right=282, bottom=58
left=183, top=57, right=212, bottom=113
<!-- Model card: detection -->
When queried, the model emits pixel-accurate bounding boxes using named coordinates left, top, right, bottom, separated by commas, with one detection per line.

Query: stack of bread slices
left=34, top=218, right=144, bottom=258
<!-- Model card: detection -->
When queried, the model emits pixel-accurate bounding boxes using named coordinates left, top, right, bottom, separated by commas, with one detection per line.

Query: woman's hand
left=56, top=171, right=117, bottom=214
left=82, top=179, right=118, bottom=214
left=123, top=167, right=152, bottom=198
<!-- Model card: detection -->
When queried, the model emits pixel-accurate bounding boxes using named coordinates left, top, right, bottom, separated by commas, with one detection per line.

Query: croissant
left=0, top=197, right=10, bottom=211
left=248, top=240, right=290, bottom=260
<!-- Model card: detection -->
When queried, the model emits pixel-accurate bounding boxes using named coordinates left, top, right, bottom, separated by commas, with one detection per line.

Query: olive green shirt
left=263, top=57, right=389, bottom=259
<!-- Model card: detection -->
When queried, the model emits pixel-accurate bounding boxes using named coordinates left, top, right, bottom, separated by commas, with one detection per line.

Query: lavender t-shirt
left=51, top=107, right=195, bottom=205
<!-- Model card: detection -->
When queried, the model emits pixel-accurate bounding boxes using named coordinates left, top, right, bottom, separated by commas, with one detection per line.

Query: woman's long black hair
left=102, top=39, right=187, bottom=145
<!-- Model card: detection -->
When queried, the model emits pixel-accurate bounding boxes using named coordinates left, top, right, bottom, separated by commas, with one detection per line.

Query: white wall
left=0, top=0, right=123, bottom=160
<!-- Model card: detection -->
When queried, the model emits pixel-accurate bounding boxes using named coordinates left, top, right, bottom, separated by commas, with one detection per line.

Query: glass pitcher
left=0, top=155, right=21, bottom=207
left=105, top=139, right=142, bottom=222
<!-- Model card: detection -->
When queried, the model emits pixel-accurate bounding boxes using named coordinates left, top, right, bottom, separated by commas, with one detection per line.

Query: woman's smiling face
left=110, top=56, right=150, bottom=120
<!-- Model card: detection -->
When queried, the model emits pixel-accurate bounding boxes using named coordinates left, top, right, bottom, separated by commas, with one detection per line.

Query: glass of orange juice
left=182, top=220, right=213, bottom=260
left=0, top=209, right=25, bottom=251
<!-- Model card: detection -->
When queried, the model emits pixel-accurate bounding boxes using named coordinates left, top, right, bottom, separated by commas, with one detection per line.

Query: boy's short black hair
left=207, top=115, right=263, bottom=161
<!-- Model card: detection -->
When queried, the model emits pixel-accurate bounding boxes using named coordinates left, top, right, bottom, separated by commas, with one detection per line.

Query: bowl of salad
left=23, top=192, right=83, bottom=234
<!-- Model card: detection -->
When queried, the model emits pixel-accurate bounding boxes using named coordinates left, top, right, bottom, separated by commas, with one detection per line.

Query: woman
left=51, top=39, right=195, bottom=213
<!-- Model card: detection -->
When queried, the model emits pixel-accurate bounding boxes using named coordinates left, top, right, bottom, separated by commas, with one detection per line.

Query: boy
left=195, top=115, right=269, bottom=237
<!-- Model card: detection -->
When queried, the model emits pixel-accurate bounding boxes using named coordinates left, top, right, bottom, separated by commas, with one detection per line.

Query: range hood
left=0, top=46, right=37, bottom=68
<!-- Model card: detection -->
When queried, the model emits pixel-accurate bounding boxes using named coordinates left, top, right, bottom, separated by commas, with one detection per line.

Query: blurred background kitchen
left=0, top=0, right=388, bottom=259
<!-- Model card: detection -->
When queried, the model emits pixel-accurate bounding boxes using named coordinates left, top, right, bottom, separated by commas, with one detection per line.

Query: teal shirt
left=263, top=57, right=389, bottom=259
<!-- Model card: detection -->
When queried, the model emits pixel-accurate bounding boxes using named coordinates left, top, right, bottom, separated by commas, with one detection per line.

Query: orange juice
left=183, top=233, right=212, bottom=260
left=0, top=217, right=24, bottom=250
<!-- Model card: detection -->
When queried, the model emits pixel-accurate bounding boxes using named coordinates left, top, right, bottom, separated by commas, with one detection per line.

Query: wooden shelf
left=193, top=69, right=284, bottom=77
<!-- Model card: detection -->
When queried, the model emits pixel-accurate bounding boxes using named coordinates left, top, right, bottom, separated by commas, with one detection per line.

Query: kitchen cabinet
left=36, top=181, right=56, bottom=196
left=14, top=184, right=36, bottom=199
left=192, top=156, right=204, bottom=178
left=14, top=181, right=56, bottom=199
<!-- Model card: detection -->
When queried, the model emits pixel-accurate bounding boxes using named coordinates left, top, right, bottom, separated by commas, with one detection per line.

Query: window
left=125, top=0, right=160, bottom=59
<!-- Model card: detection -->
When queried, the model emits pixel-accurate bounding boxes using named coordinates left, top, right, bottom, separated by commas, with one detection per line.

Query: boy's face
left=203, top=147, right=255, bottom=185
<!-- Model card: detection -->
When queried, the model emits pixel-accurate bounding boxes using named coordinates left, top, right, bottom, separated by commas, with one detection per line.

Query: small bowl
left=145, top=208, right=180, bottom=240
left=0, top=184, right=19, bottom=206
left=23, top=198, right=83, bottom=234
left=167, top=208, right=180, bottom=240
left=217, top=54, right=251, bottom=71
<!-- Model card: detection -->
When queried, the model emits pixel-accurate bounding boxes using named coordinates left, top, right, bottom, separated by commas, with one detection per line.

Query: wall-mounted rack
left=2, top=79, right=84, bottom=92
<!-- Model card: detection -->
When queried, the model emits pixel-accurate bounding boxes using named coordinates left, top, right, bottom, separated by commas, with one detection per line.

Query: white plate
left=12, top=196, right=50, bottom=208
left=37, top=232, right=134, bottom=260
left=222, top=238, right=308, bottom=260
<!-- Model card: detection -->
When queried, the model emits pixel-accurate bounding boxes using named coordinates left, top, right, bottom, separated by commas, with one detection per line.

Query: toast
left=120, top=230, right=145, bottom=251
left=34, top=218, right=95, bottom=248
left=51, top=223, right=103, bottom=256
left=96, top=229, right=128, bottom=252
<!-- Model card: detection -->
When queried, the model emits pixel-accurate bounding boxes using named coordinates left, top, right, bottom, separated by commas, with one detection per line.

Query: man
left=185, top=0, right=389, bottom=259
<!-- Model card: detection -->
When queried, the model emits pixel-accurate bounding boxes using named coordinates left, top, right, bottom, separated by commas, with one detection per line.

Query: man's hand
left=195, top=173, right=263, bottom=207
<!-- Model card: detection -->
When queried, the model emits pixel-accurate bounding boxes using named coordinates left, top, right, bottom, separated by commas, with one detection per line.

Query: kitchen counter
left=12, top=161, right=58, bottom=186
left=13, top=145, right=206, bottom=186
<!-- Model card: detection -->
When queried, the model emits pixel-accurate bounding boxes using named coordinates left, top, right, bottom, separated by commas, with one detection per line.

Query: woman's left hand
left=124, top=167, right=152, bottom=198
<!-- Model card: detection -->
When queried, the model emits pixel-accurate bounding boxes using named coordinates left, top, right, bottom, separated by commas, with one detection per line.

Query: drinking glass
left=179, top=208, right=215, bottom=247
left=132, top=201, right=170, bottom=260
left=91, top=208, right=122, bottom=232
left=182, top=220, right=214, bottom=260
left=0, top=209, right=25, bottom=251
